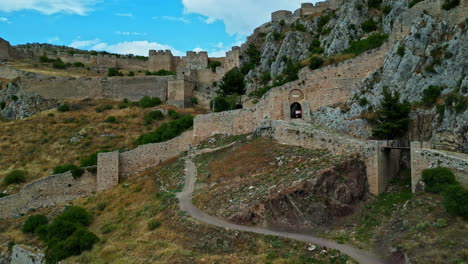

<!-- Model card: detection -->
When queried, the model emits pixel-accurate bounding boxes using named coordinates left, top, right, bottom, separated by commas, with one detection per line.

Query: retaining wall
left=0, top=168, right=97, bottom=219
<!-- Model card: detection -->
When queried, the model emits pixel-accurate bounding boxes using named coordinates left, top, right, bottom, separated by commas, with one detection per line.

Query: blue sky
left=0, top=0, right=314, bottom=57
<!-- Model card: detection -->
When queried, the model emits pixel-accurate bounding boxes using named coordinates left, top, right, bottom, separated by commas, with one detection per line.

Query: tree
left=218, top=68, right=246, bottom=96
left=372, top=87, right=410, bottom=140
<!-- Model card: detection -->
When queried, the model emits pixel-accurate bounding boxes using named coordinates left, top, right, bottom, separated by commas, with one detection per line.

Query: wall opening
left=290, top=102, right=302, bottom=119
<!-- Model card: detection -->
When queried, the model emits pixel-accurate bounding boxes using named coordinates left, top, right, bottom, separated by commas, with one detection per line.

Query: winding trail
left=177, top=148, right=385, bottom=264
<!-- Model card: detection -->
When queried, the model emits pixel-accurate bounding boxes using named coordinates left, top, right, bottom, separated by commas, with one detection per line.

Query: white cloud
left=48, top=36, right=60, bottom=43
left=116, top=31, right=147, bottom=36
left=153, top=16, right=190, bottom=23
left=0, top=17, right=10, bottom=23
left=182, top=0, right=318, bottom=36
left=70, top=39, right=100, bottom=49
left=115, top=13, right=133, bottom=17
left=195, top=40, right=245, bottom=57
left=90, top=41, right=184, bottom=56
left=0, top=0, right=99, bottom=15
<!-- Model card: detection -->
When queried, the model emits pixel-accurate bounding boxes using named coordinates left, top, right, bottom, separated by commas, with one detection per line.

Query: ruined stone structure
left=272, top=0, right=344, bottom=21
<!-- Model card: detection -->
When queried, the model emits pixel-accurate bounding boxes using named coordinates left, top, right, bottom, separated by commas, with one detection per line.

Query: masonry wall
left=411, top=141, right=468, bottom=192
left=0, top=169, right=97, bottom=219
left=119, top=130, right=194, bottom=178
left=97, top=151, right=119, bottom=191
left=21, top=75, right=174, bottom=101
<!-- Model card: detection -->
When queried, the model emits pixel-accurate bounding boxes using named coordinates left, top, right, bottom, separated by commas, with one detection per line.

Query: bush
left=219, top=68, right=246, bottom=95
left=382, top=5, right=392, bottom=14
left=343, top=34, right=389, bottom=55
left=317, top=14, right=331, bottom=34
left=139, top=96, right=162, bottom=108
left=442, top=0, right=460, bottom=10
left=368, top=0, right=382, bottom=8
left=23, top=215, right=49, bottom=234
left=191, top=97, right=198, bottom=105
left=308, top=39, right=324, bottom=54
left=144, top=110, right=164, bottom=124
left=127, top=71, right=135, bottom=77
left=45, top=227, right=99, bottom=263
left=95, top=104, right=113, bottom=113
left=0, top=101, right=5, bottom=110
left=443, top=185, right=468, bottom=220
left=361, top=18, right=378, bottom=33
left=208, top=61, right=222, bottom=72
left=294, top=23, right=307, bottom=32
left=309, top=57, right=324, bottom=70
left=107, top=67, right=123, bottom=77
left=52, top=59, right=67, bottom=69
left=52, top=164, right=84, bottom=179
left=40, top=56, right=54, bottom=63
left=57, top=104, right=70, bottom=112
left=260, top=72, right=272, bottom=84
left=80, top=150, right=110, bottom=167
left=118, top=99, right=131, bottom=109
left=56, top=206, right=92, bottom=226
left=421, top=85, right=443, bottom=106
left=409, top=0, right=424, bottom=7
left=371, top=87, right=410, bottom=139
left=148, top=219, right=161, bottom=231
left=422, top=167, right=457, bottom=193
left=397, top=46, right=405, bottom=56
left=168, top=109, right=181, bottom=120
left=11, top=95, right=18, bottom=101
left=73, top=62, right=85, bottom=68
left=359, top=97, right=368, bottom=106
left=137, top=115, right=194, bottom=145
left=3, top=170, right=27, bottom=186
left=103, top=116, right=118, bottom=123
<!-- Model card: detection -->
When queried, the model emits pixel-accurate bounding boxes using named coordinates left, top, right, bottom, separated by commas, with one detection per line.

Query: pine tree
left=372, top=87, right=411, bottom=140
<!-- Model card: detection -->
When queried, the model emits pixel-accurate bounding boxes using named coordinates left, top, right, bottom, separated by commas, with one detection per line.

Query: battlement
left=272, top=10, right=293, bottom=21
left=272, top=1, right=344, bottom=21
left=149, top=49, right=173, bottom=56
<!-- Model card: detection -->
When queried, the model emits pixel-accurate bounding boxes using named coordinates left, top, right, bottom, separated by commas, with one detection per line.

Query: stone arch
left=288, top=89, right=304, bottom=103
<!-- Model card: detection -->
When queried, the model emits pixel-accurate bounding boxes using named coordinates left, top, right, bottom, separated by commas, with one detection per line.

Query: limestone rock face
left=0, top=80, right=59, bottom=120
left=313, top=14, right=467, bottom=152
left=0, top=38, right=21, bottom=61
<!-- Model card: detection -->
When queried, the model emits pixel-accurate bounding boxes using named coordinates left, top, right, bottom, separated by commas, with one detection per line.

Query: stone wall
left=167, top=77, right=196, bottom=108
left=21, top=75, right=174, bottom=101
left=0, top=169, right=97, bottom=219
left=148, top=50, right=176, bottom=72
left=119, top=130, right=194, bottom=178
left=411, top=141, right=468, bottom=192
left=97, top=151, right=119, bottom=191
left=271, top=10, right=293, bottom=21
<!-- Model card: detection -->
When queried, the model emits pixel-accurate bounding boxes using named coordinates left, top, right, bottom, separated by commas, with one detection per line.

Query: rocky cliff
left=0, top=38, right=21, bottom=61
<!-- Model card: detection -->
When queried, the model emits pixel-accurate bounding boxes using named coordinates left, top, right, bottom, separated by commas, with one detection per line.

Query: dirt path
left=177, top=148, right=385, bottom=264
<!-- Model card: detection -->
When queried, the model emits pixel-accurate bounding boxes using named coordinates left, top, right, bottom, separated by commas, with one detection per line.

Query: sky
left=0, top=0, right=318, bottom=57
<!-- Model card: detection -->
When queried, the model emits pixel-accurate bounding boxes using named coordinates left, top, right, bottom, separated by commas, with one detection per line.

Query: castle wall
left=21, top=75, right=174, bottom=101
left=0, top=169, right=97, bottom=219
left=411, top=141, right=468, bottom=192
left=97, top=151, right=119, bottom=191
left=119, top=130, right=194, bottom=178
left=196, top=68, right=224, bottom=89
left=271, top=10, right=293, bottom=21
left=181, top=51, right=209, bottom=70
left=148, top=50, right=175, bottom=72
left=225, top=47, right=241, bottom=71
left=167, top=78, right=195, bottom=108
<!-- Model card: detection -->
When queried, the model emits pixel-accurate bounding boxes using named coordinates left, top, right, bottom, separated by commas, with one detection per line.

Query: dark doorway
left=290, top=102, right=302, bottom=119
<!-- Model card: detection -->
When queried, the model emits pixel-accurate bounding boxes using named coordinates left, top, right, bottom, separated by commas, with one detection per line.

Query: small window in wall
left=291, top=102, right=302, bottom=119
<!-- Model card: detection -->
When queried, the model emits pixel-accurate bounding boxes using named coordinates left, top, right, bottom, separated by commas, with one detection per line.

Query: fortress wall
left=21, top=76, right=173, bottom=101
left=116, top=57, right=148, bottom=71
left=118, top=130, right=194, bottom=178
left=196, top=68, right=224, bottom=88
left=411, top=142, right=468, bottom=192
left=0, top=169, right=97, bottom=219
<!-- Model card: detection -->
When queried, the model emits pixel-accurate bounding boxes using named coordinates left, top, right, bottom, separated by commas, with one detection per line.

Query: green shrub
left=56, top=206, right=92, bottom=226
left=308, top=39, right=324, bottom=54
left=3, top=170, right=27, bottom=186
left=422, top=167, right=458, bottom=193
left=23, top=215, right=49, bottom=234
left=40, top=56, right=54, bottom=63
left=144, top=110, right=164, bottom=124
left=11, top=95, right=18, bottom=101
left=317, top=14, right=331, bottom=34
left=80, top=150, right=110, bottom=167
left=343, top=34, right=389, bottom=55
left=137, top=115, right=194, bottom=145
left=421, top=85, right=443, bottom=106
left=95, top=104, right=113, bottom=113
left=260, top=72, right=272, bottom=84
left=191, top=97, right=199, bottom=105
left=409, top=0, right=424, bottom=8
left=52, top=164, right=84, bottom=179
left=100, top=223, right=117, bottom=234
left=0, top=101, right=6, bottom=110
left=397, top=46, right=405, bottom=56
left=107, top=67, right=123, bottom=77
left=45, top=228, right=99, bottom=263
left=442, top=0, right=460, bottom=10
left=294, top=23, right=307, bottom=32
left=148, top=219, right=161, bottom=230
left=208, top=61, right=222, bottom=72
left=309, top=57, right=324, bottom=70
left=168, top=109, right=181, bottom=120
left=434, top=218, right=448, bottom=228
left=361, top=18, right=378, bottom=33
left=103, top=116, right=118, bottom=123
left=443, top=185, right=468, bottom=220
left=371, top=87, right=410, bottom=139
left=150, top=69, right=176, bottom=76
left=7, top=241, right=15, bottom=251
left=359, top=97, right=368, bottom=106
left=0, top=193, right=8, bottom=198
left=382, top=5, right=392, bottom=14
left=219, top=68, right=246, bottom=95
left=118, top=98, right=131, bottom=109
left=52, top=59, right=67, bottom=69
left=127, top=71, right=135, bottom=77
left=57, top=104, right=70, bottom=112
left=139, top=96, right=162, bottom=108
left=72, top=62, right=85, bottom=68
left=368, top=0, right=382, bottom=9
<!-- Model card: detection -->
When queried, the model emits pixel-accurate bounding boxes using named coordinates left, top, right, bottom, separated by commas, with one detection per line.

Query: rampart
left=0, top=168, right=97, bottom=218
left=411, top=142, right=468, bottom=192
left=20, top=75, right=174, bottom=101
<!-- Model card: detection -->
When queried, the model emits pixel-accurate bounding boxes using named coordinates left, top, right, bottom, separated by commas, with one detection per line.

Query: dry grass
left=0, top=99, right=204, bottom=194
left=9, top=60, right=104, bottom=78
